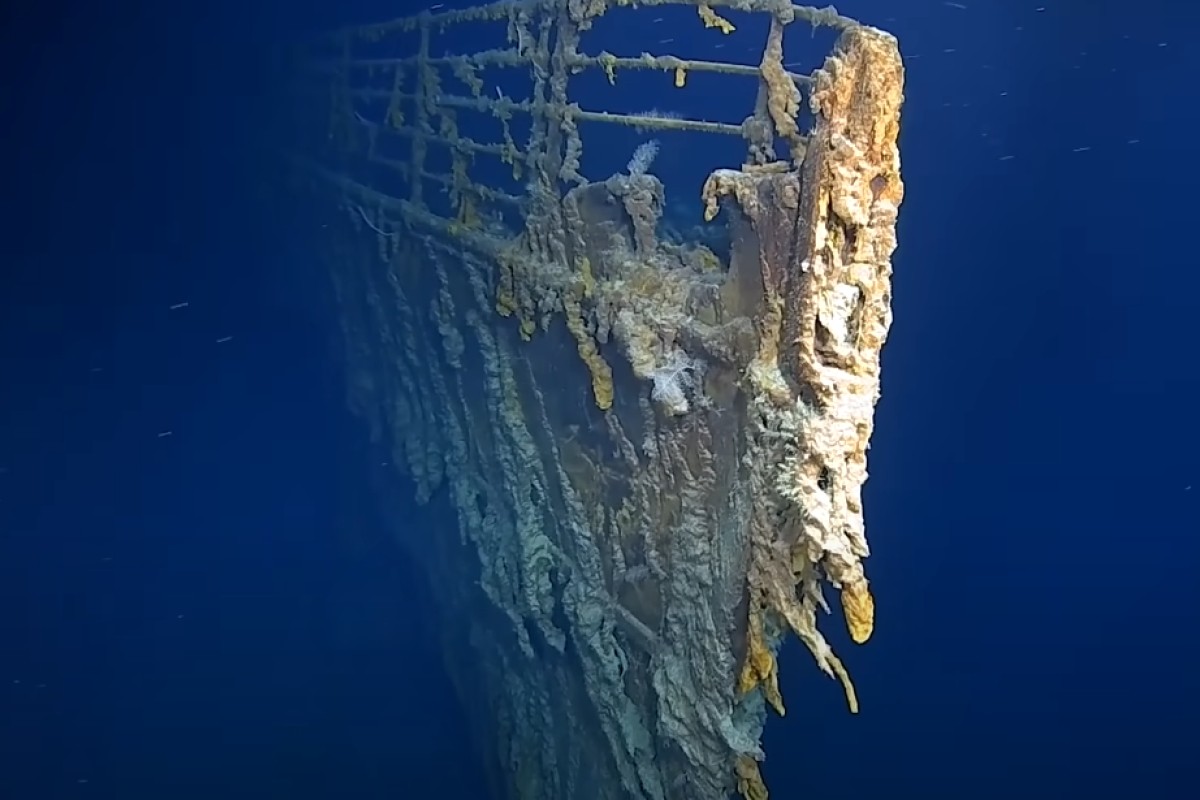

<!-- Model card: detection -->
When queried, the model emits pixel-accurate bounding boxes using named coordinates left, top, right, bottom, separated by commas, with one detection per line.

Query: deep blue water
left=2, top=0, right=1197, bottom=798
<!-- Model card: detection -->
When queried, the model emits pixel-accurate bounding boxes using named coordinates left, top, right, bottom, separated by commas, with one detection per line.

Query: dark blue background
left=2, top=0, right=1197, bottom=798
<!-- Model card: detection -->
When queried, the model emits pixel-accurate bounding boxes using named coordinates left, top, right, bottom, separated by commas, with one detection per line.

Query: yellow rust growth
left=597, top=51, right=618, bottom=85
left=564, top=297, right=614, bottom=410
left=842, top=578, right=875, bottom=644
left=698, top=4, right=737, bottom=34
left=496, top=288, right=518, bottom=318
left=825, top=649, right=860, bottom=714
left=700, top=169, right=794, bottom=226
left=759, top=16, right=804, bottom=163
left=577, top=255, right=596, bottom=299
left=495, top=251, right=519, bottom=318
left=692, top=244, right=723, bottom=273
left=737, top=603, right=785, bottom=716
left=734, top=756, right=769, bottom=800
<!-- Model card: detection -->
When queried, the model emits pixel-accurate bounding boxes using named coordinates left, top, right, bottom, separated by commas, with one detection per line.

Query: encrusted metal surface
left=289, top=2, right=904, bottom=798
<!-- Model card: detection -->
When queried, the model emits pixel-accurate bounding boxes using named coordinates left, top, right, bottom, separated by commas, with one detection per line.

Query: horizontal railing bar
left=314, top=50, right=810, bottom=88
left=369, top=156, right=525, bottom=207
left=297, top=156, right=503, bottom=254
left=309, top=48, right=530, bottom=73
left=314, top=1, right=856, bottom=44
left=572, top=110, right=743, bottom=136
left=349, top=92, right=746, bottom=137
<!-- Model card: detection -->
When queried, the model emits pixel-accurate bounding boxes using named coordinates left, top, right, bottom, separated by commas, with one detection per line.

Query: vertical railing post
left=410, top=16, right=433, bottom=206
